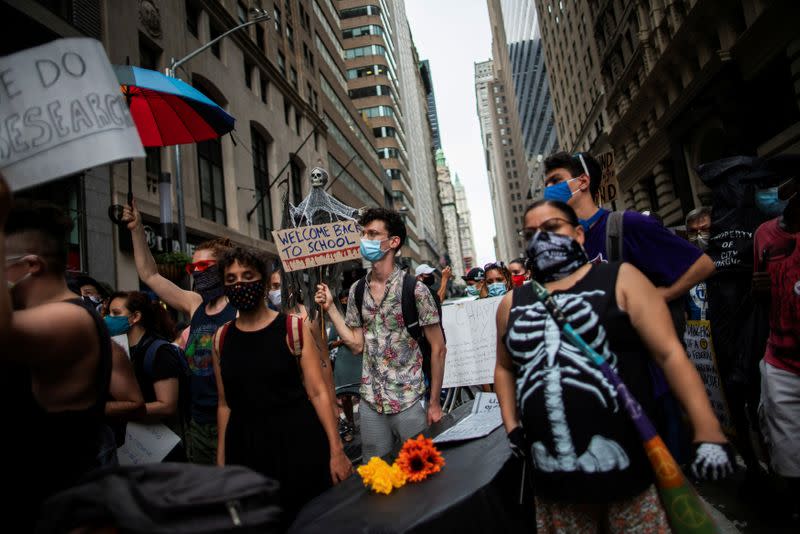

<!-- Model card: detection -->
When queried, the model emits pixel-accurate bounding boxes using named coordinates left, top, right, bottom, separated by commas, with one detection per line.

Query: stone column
left=632, top=180, right=651, bottom=212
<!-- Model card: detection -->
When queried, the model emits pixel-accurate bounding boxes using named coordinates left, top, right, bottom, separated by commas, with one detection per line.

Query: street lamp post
left=165, top=8, right=270, bottom=253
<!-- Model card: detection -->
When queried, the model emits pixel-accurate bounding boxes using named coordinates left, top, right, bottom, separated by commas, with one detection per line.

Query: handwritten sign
left=471, top=392, right=501, bottom=415
left=442, top=296, right=502, bottom=388
left=433, top=409, right=502, bottom=443
left=272, top=220, right=361, bottom=272
left=596, top=151, right=618, bottom=205
left=683, top=320, right=734, bottom=434
left=117, top=422, right=181, bottom=465
left=0, top=38, right=145, bottom=191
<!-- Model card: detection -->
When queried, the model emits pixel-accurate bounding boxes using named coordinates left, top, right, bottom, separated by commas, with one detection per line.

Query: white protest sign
left=442, top=296, right=502, bottom=388
left=683, top=320, right=734, bottom=434
left=117, top=422, right=181, bottom=465
left=272, top=220, right=361, bottom=272
left=471, top=392, right=501, bottom=415
left=0, top=38, right=144, bottom=191
left=433, top=410, right=502, bottom=443
left=596, top=151, right=618, bottom=205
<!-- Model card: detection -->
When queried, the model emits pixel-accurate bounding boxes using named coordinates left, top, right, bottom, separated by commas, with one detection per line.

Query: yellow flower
left=357, top=457, right=407, bottom=495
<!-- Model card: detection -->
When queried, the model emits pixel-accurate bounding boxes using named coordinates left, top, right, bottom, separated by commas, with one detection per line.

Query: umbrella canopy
left=113, top=65, right=235, bottom=147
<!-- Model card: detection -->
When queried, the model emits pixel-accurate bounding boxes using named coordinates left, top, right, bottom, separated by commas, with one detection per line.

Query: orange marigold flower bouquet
left=358, top=434, right=445, bottom=495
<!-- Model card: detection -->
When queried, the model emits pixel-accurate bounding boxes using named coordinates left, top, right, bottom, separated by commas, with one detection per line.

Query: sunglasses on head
left=185, top=260, right=217, bottom=274
left=483, top=261, right=505, bottom=272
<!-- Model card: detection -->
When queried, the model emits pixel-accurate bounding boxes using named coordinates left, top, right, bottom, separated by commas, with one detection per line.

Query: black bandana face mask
left=192, top=264, right=225, bottom=302
left=526, top=230, right=588, bottom=283
left=224, top=279, right=266, bottom=312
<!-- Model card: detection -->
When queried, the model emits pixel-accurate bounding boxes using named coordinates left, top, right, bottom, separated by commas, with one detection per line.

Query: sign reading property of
left=442, top=296, right=502, bottom=388
left=596, top=151, right=618, bottom=205
left=0, top=38, right=145, bottom=191
left=273, top=220, right=361, bottom=272
left=683, top=319, right=734, bottom=434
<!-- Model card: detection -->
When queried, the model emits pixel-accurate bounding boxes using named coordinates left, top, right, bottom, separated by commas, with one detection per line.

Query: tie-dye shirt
left=345, top=266, right=439, bottom=414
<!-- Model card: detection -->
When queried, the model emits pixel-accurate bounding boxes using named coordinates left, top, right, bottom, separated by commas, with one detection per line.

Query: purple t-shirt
left=584, top=209, right=703, bottom=287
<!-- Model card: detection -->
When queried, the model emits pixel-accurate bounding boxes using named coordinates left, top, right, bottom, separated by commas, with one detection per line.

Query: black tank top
left=220, top=314, right=307, bottom=412
left=505, top=262, right=655, bottom=503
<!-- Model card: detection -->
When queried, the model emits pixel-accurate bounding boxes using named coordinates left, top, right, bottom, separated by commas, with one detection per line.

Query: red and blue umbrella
left=113, top=64, right=235, bottom=147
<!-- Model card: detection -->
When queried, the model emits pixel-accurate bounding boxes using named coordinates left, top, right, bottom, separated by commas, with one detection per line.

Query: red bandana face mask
left=512, top=274, right=526, bottom=287
left=224, top=279, right=265, bottom=311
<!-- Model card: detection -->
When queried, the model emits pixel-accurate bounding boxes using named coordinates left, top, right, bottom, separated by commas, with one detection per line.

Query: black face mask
left=421, top=275, right=435, bottom=287
left=192, top=264, right=225, bottom=302
left=526, top=230, right=588, bottom=283
left=224, top=280, right=266, bottom=312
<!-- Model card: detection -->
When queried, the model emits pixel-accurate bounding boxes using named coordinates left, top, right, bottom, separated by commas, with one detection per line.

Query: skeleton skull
left=309, top=167, right=329, bottom=188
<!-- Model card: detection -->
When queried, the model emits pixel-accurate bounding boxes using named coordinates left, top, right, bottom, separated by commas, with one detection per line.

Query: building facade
left=536, top=0, right=800, bottom=224
left=2, top=0, right=403, bottom=291
left=453, top=174, right=476, bottom=271
left=436, top=149, right=465, bottom=276
left=419, top=59, right=442, bottom=152
left=499, top=0, right=559, bottom=164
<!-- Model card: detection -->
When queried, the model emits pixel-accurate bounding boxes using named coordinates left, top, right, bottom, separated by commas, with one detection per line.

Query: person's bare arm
left=145, top=378, right=179, bottom=419
left=315, top=283, right=364, bottom=355
left=122, top=200, right=201, bottom=316
left=106, top=342, right=145, bottom=419
left=659, top=253, right=716, bottom=302
left=494, top=293, right=520, bottom=433
left=619, top=263, right=725, bottom=443
left=306, top=314, right=338, bottom=421
left=213, top=326, right=229, bottom=466
left=423, top=323, right=446, bottom=425
left=437, top=266, right=452, bottom=302
left=297, top=320, right=352, bottom=484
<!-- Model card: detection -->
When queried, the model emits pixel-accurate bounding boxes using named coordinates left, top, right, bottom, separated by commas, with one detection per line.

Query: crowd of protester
left=1, top=146, right=797, bottom=531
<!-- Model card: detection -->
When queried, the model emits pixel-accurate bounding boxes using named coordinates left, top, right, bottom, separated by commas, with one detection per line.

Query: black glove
left=507, top=426, right=527, bottom=459
left=690, top=442, right=736, bottom=481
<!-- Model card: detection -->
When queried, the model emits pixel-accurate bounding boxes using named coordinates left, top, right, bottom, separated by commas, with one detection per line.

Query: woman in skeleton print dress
left=494, top=200, right=734, bottom=533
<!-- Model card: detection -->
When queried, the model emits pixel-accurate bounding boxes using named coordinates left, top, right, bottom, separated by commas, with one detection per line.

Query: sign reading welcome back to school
left=273, top=221, right=361, bottom=272
left=0, top=38, right=144, bottom=191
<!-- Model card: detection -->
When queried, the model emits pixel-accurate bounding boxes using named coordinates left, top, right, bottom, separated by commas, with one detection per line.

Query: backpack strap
left=286, top=315, right=304, bottom=357
left=401, top=273, right=422, bottom=340
left=143, top=338, right=169, bottom=377
left=214, top=320, right=233, bottom=359
left=353, top=276, right=367, bottom=327
left=605, top=211, right=625, bottom=262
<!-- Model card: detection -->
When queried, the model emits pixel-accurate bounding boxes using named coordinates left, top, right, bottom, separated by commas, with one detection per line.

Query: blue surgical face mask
left=360, top=238, right=388, bottom=263
left=487, top=282, right=508, bottom=297
left=465, top=285, right=480, bottom=296
left=755, top=187, right=787, bottom=217
left=104, top=315, right=131, bottom=336
left=543, top=178, right=578, bottom=203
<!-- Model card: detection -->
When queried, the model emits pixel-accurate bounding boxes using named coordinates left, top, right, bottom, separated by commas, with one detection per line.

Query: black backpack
left=353, top=273, right=440, bottom=382
left=36, top=463, right=282, bottom=533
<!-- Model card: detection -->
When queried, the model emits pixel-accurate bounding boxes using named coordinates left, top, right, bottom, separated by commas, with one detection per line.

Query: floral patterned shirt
left=345, top=266, right=440, bottom=414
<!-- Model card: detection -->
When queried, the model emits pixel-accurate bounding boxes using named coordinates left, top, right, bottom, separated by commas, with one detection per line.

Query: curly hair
left=195, top=237, right=233, bottom=259
left=219, top=246, right=272, bottom=281
left=358, top=207, right=406, bottom=252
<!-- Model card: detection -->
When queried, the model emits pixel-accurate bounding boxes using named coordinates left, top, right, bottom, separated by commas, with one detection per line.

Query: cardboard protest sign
left=272, top=220, right=361, bottom=272
left=442, top=296, right=502, bottom=388
left=0, top=38, right=144, bottom=191
left=117, top=422, right=181, bottom=465
left=684, top=320, right=734, bottom=434
left=596, top=151, right=618, bottom=205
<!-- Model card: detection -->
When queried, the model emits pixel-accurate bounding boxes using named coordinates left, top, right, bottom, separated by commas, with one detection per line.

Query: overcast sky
left=405, top=0, right=497, bottom=266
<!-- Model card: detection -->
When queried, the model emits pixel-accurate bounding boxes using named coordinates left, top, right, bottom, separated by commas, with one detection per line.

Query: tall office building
left=340, top=0, right=424, bottom=264
left=419, top=59, right=442, bottom=151
left=536, top=1, right=800, bottom=224
left=498, top=0, right=558, bottom=164
left=453, top=174, right=476, bottom=271
left=388, top=0, right=446, bottom=265
left=436, top=150, right=465, bottom=276
left=475, top=1, right=532, bottom=264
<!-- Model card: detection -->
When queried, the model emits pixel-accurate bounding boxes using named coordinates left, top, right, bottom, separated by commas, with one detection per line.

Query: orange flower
left=396, top=434, right=445, bottom=482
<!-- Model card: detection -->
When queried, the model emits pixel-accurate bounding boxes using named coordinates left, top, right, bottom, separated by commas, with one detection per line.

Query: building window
left=349, top=85, right=391, bottom=99
left=256, top=24, right=265, bottom=50
left=139, top=36, right=161, bottom=70
left=274, top=6, right=281, bottom=32
left=186, top=0, right=199, bottom=37
left=339, top=5, right=380, bottom=19
left=295, top=111, right=301, bottom=134
left=361, top=105, right=394, bottom=118
left=237, top=1, right=247, bottom=23
left=145, top=147, right=161, bottom=182
left=344, top=44, right=387, bottom=60
left=277, top=51, right=286, bottom=76
left=210, top=24, right=222, bottom=58
left=286, top=24, right=294, bottom=50
left=342, top=24, right=384, bottom=39
left=260, top=74, right=268, bottom=103
left=197, top=138, right=226, bottom=224
left=290, top=66, right=298, bottom=89
left=244, top=60, right=253, bottom=89
left=290, top=160, right=303, bottom=205
left=284, top=99, right=291, bottom=125
left=251, top=127, right=272, bottom=240
left=346, top=64, right=389, bottom=79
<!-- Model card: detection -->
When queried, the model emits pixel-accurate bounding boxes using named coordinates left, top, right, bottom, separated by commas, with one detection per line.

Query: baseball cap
left=414, top=264, right=436, bottom=277
left=461, top=267, right=485, bottom=282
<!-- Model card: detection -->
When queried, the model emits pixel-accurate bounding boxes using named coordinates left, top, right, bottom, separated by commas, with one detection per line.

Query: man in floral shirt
left=316, top=208, right=446, bottom=459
